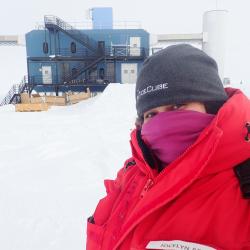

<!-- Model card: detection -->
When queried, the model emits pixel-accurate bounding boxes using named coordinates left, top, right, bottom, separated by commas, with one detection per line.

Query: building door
left=61, top=63, right=70, bottom=82
left=121, top=63, right=137, bottom=84
left=98, top=41, right=105, bottom=55
left=129, top=37, right=141, bottom=56
left=106, top=62, right=115, bottom=82
left=42, top=66, right=52, bottom=84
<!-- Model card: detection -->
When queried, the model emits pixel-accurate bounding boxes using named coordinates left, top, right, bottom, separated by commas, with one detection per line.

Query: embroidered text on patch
left=137, top=83, right=169, bottom=100
left=146, top=240, right=216, bottom=250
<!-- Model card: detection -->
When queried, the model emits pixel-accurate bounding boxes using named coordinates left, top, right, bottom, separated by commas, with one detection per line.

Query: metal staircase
left=63, top=56, right=105, bottom=83
left=0, top=83, right=28, bottom=106
left=44, top=15, right=107, bottom=83
left=44, top=15, right=98, bottom=53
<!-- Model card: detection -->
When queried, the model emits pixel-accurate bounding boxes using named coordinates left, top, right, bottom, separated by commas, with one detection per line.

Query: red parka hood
left=107, top=88, right=250, bottom=250
left=130, top=88, right=250, bottom=180
left=87, top=88, right=250, bottom=250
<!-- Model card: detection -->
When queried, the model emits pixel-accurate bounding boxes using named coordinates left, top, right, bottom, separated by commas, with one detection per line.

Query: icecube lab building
left=25, top=7, right=150, bottom=93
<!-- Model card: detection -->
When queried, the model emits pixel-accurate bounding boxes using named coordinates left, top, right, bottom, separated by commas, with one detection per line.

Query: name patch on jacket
left=146, top=240, right=216, bottom=250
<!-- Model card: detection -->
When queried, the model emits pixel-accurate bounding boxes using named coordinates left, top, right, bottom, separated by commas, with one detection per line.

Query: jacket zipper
left=139, top=139, right=201, bottom=199
left=138, top=125, right=214, bottom=199
left=139, top=142, right=197, bottom=199
left=140, top=178, right=154, bottom=198
left=140, top=135, right=209, bottom=199
left=139, top=129, right=213, bottom=199
left=156, top=144, right=195, bottom=181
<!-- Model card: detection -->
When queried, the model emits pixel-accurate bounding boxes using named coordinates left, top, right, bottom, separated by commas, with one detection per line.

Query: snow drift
left=0, top=83, right=136, bottom=250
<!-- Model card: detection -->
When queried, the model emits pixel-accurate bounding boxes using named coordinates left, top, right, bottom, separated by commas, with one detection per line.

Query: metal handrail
left=63, top=55, right=105, bottom=83
left=52, top=46, right=147, bottom=58
left=0, top=83, right=27, bottom=106
left=35, top=20, right=142, bottom=30
left=44, top=15, right=97, bottom=52
left=54, top=47, right=96, bottom=57
left=28, top=69, right=114, bottom=85
left=28, top=46, right=147, bottom=85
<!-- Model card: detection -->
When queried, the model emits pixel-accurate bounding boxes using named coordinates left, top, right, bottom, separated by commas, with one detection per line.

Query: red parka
left=86, top=88, right=250, bottom=250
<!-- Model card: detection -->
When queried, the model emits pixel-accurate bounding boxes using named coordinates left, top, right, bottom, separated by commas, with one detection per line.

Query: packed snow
left=0, top=83, right=249, bottom=250
left=0, top=84, right=136, bottom=250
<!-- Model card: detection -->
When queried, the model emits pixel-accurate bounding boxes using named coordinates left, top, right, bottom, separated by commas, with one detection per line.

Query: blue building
left=25, top=8, right=150, bottom=93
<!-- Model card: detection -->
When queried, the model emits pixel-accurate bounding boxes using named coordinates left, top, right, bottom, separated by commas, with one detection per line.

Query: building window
left=71, top=42, right=76, bottom=53
left=43, top=42, right=48, bottom=54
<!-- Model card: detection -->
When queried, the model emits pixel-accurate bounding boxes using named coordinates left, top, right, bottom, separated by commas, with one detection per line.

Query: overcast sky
left=0, top=0, right=249, bottom=95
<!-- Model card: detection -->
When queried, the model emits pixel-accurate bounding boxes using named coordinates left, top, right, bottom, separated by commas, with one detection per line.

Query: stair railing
left=0, top=82, right=27, bottom=106
left=44, top=15, right=97, bottom=53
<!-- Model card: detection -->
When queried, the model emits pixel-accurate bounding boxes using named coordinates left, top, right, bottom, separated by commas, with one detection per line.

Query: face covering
left=141, top=110, right=215, bottom=169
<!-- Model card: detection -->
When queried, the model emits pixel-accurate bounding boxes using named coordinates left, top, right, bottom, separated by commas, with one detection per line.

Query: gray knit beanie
left=136, top=44, right=228, bottom=117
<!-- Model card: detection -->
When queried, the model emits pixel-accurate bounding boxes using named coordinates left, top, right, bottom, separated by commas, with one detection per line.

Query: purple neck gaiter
left=141, top=110, right=215, bottom=169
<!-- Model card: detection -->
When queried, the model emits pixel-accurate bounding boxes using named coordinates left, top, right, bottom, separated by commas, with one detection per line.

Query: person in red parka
left=86, top=44, right=250, bottom=250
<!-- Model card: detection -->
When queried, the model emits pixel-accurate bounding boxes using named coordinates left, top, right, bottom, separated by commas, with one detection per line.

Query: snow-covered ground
left=0, top=82, right=249, bottom=250
left=0, top=84, right=136, bottom=250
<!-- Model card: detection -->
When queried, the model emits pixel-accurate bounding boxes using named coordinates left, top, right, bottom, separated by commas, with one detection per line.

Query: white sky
left=0, top=0, right=250, bottom=95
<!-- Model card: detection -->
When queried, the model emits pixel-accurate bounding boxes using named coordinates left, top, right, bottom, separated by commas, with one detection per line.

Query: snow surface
left=0, top=82, right=249, bottom=250
left=0, top=84, right=136, bottom=250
